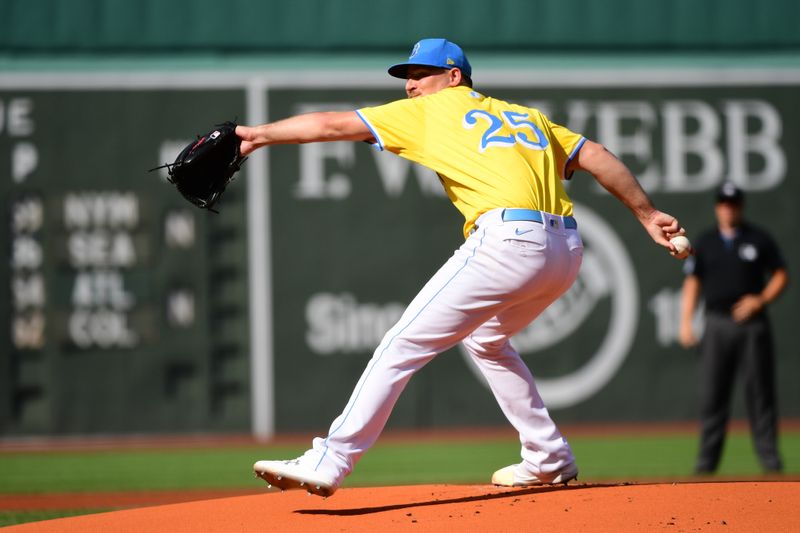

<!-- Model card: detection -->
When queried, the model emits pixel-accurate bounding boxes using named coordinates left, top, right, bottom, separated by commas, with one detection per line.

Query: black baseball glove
left=151, top=121, right=246, bottom=212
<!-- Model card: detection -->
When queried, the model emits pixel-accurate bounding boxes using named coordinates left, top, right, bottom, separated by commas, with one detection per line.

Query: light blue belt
left=502, top=208, right=578, bottom=229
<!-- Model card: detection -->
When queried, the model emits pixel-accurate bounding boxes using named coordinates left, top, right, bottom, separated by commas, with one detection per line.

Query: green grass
left=1, top=430, right=797, bottom=495
left=0, top=429, right=797, bottom=527
left=351, top=431, right=799, bottom=485
left=0, top=510, right=108, bottom=528
left=0, top=431, right=800, bottom=527
left=0, top=445, right=305, bottom=494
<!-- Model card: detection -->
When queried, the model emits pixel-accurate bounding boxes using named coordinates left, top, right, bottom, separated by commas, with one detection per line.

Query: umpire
left=679, top=182, right=789, bottom=474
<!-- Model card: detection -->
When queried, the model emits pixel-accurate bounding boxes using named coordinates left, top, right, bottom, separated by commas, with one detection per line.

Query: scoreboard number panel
left=0, top=88, right=250, bottom=434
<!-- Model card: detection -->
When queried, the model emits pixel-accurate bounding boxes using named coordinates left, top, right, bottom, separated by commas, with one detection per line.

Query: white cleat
left=254, top=459, right=338, bottom=497
left=491, top=462, right=579, bottom=487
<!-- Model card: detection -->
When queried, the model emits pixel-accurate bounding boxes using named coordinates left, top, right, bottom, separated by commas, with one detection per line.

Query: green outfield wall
left=1, top=67, right=798, bottom=437
left=2, top=0, right=799, bottom=53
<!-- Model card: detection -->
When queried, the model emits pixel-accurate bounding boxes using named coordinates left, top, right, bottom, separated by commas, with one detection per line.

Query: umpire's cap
left=716, top=182, right=744, bottom=204
left=388, top=38, right=472, bottom=79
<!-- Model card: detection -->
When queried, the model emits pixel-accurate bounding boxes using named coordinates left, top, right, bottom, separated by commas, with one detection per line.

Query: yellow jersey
left=357, top=86, right=586, bottom=237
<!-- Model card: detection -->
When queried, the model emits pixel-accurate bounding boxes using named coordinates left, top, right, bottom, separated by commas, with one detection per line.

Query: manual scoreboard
left=0, top=87, right=250, bottom=435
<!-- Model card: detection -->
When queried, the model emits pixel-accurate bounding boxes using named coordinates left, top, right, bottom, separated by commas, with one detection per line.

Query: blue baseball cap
left=388, top=38, right=472, bottom=79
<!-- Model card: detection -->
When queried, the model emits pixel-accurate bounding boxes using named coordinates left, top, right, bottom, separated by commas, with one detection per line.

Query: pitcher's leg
left=311, top=227, right=508, bottom=482
left=462, top=233, right=582, bottom=480
left=462, top=307, right=574, bottom=478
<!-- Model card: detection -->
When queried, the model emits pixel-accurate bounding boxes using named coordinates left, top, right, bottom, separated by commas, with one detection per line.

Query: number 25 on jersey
left=463, top=110, right=549, bottom=153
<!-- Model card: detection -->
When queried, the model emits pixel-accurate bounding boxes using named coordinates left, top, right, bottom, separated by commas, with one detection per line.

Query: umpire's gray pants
left=696, top=311, right=782, bottom=473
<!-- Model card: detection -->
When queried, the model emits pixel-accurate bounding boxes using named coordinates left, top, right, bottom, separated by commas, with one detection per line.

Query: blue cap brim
left=387, top=63, right=410, bottom=79
left=388, top=62, right=457, bottom=79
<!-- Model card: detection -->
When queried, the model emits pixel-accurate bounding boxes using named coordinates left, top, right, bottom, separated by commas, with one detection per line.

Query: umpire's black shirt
left=685, top=223, right=786, bottom=315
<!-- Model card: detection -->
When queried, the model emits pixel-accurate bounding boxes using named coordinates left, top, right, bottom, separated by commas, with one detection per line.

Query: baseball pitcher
left=236, top=39, right=688, bottom=496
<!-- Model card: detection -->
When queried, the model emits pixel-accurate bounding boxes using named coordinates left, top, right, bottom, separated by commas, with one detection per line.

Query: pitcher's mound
left=5, top=482, right=798, bottom=532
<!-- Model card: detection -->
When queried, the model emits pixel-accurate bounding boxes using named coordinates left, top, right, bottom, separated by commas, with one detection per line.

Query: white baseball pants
left=308, top=207, right=584, bottom=484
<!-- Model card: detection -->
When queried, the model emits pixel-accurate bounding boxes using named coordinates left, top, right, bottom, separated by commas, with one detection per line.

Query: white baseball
left=670, top=235, right=691, bottom=259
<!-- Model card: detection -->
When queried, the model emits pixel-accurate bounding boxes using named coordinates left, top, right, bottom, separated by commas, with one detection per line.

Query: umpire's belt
left=502, top=208, right=577, bottom=229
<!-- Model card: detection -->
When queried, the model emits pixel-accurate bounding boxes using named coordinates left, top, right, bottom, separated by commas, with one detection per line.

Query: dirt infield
left=3, top=481, right=798, bottom=532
